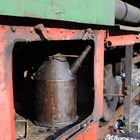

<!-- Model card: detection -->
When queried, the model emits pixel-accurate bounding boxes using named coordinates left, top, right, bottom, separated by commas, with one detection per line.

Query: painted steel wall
left=0, top=0, right=115, bottom=25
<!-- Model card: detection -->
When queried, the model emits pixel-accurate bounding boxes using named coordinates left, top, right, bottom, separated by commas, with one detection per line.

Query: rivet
left=30, top=27, right=34, bottom=33
left=11, top=26, right=16, bottom=32
left=60, top=29, right=63, bottom=33
left=72, top=30, right=75, bottom=34
left=136, top=34, right=140, bottom=39
left=46, top=28, right=49, bottom=33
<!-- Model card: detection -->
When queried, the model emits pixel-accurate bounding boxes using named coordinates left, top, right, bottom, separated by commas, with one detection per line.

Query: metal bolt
left=11, top=26, right=16, bottom=32
left=72, top=30, right=75, bottom=34
left=46, top=28, right=49, bottom=33
left=60, top=29, right=63, bottom=33
left=30, top=27, right=34, bottom=33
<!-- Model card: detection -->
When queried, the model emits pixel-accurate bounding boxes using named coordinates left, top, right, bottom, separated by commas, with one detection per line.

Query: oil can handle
left=49, top=54, right=78, bottom=59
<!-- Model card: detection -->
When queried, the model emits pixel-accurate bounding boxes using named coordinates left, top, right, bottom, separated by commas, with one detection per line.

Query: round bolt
left=72, top=30, right=75, bottom=34
left=11, top=26, right=16, bottom=32
left=46, top=28, right=49, bottom=33
left=60, top=29, right=63, bottom=33
left=30, top=27, right=34, bottom=33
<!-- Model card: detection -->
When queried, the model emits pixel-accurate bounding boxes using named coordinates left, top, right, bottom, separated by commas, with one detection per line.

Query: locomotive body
left=0, top=0, right=140, bottom=140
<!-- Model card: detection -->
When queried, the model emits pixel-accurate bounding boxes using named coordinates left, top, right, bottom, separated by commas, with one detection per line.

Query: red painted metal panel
left=57, top=30, right=105, bottom=140
left=93, top=30, right=105, bottom=120
left=106, top=34, right=140, bottom=47
left=0, top=25, right=84, bottom=140
left=0, top=28, right=15, bottom=140
left=74, top=123, right=98, bottom=140
left=1, top=26, right=132, bottom=140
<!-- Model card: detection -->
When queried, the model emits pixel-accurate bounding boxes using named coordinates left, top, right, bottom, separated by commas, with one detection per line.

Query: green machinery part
left=0, top=0, right=115, bottom=25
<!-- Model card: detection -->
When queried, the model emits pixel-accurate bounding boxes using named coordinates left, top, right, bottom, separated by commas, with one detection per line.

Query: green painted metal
left=0, top=0, right=115, bottom=25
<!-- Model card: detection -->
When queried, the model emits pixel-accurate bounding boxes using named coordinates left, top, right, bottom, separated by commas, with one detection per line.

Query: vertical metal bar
left=0, top=28, right=15, bottom=140
left=124, top=45, right=133, bottom=132
left=93, top=30, right=105, bottom=121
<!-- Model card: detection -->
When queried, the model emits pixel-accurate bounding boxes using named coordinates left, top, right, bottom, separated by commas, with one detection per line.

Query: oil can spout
left=70, top=46, right=91, bottom=75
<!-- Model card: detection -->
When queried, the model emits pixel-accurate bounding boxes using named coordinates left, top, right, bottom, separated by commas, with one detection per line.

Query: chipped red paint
left=75, top=123, right=98, bottom=140
left=93, top=30, right=105, bottom=120
left=42, top=28, right=84, bottom=40
left=0, top=26, right=106, bottom=140
left=54, top=30, right=105, bottom=140
left=106, top=34, right=140, bottom=47
left=3, top=25, right=138, bottom=140
left=0, top=25, right=84, bottom=140
left=0, top=28, right=15, bottom=140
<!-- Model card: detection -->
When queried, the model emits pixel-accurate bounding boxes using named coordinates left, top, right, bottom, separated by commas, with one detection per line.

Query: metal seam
left=121, top=2, right=128, bottom=22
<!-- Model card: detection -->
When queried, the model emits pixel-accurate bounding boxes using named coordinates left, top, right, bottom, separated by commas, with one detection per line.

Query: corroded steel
left=2, top=24, right=140, bottom=139
left=0, top=25, right=83, bottom=139
left=34, top=55, right=77, bottom=127
left=34, top=79, right=77, bottom=128
left=34, top=24, right=84, bottom=40
left=106, top=34, right=140, bottom=47
left=56, top=30, right=105, bottom=140
left=93, top=30, right=105, bottom=120
left=34, top=47, right=91, bottom=128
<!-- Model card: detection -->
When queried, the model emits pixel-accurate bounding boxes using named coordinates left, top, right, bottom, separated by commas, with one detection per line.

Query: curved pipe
left=115, top=0, right=140, bottom=24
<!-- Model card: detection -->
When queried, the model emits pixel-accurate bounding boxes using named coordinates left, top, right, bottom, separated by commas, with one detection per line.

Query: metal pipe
left=115, top=0, right=140, bottom=24
left=70, top=45, right=91, bottom=75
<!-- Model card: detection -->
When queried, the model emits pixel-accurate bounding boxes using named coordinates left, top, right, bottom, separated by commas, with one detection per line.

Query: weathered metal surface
left=1, top=24, right=140, bottom=140
left=98, top=105, right=124, bottom=140
left=49, top=30, right=105, bottom=140
left=70, top=46, right=91, bottom=74
left=124, top=45, right=133, bottom=132
left=35, top=61, right=75, bottom=127
left=0, top=25, right=83, bottom=139
left=0, top=28, right=15, bottom=140
left=74, top=123, right=98, bottom=140
left=93, top=30, right=105, bottom=121
left=106, top=34, right=140, bottom=47
left=34, top=24, right=84, bottom=40
left=35, top=54, right=77, bottom=127
left=117, top=25, right=140, bottom=32
left=34, top=79, right=77, bottom=128
left=0, top=0, right=115, bottom=25
left=116, top=0, right=140, bottom=24
left=34, top=46, right=91, bottom=128
left=124, top=53, right=140, bottom=133
left=15, top=113, right=53, bottom=140
left=103, top=65, right=121, bottom=122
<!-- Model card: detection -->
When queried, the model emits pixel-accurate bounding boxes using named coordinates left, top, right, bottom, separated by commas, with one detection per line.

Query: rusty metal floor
left=15, top=113, right=54, bottom=140
left=15, top=112, right=88, bottom=140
